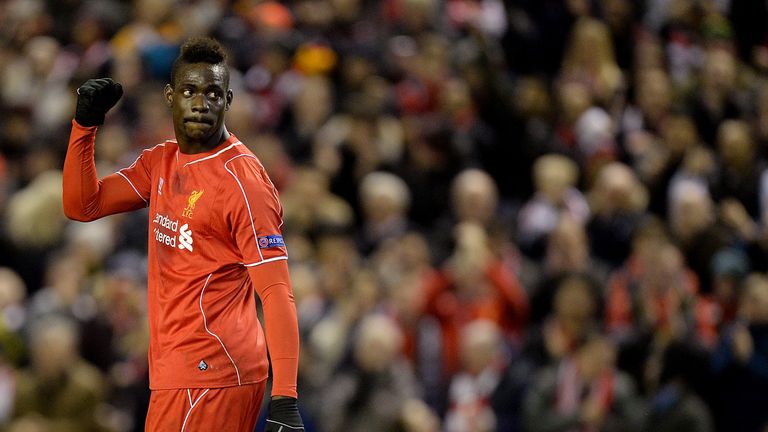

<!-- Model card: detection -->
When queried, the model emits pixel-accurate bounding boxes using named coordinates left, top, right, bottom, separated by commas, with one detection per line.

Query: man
left=62, top=37, right=304, bottom=431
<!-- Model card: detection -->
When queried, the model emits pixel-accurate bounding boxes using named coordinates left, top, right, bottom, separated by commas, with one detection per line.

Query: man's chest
left=149, top=160, right=221, bottom=254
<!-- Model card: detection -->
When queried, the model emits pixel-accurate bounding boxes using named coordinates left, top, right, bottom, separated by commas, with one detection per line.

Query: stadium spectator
left=522, top=334, right=644, bottom=432
left=2, top=1, right=768, bottom=430
left=11, top=316, right=107, bottom=432
left=712, top=273, right=768, bottom=432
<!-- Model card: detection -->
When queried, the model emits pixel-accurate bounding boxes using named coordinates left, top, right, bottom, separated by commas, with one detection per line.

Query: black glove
left=75, top=78, right=123, bottom=126
left=265, top=397, right=304, bottom=431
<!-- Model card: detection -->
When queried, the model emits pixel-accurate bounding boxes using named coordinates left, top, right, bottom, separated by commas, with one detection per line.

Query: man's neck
left=177, top=128, right=230, bottom=154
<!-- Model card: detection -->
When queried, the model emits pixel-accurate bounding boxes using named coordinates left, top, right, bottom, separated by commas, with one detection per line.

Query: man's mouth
left=184, top=117, right=213, bottom=125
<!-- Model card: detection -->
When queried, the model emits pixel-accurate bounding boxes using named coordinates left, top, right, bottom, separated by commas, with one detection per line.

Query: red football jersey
left=64, top=122, right=298, bottom=396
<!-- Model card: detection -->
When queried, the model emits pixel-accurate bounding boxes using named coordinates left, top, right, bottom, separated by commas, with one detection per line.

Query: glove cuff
left=267, top=398, right=303, bottom=429
left=74, top=111, right=105, bottom=127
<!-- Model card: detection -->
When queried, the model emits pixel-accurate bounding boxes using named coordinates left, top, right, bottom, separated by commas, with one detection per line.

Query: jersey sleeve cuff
left=72, top=119, right=99, bottom=131
left=271, top=387, right=298, bottom=399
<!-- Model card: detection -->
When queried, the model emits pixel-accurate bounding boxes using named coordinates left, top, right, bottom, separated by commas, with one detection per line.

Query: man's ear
left=164, top=84, right=173, bottom=107
left=225, top=89, right=233, bottom=111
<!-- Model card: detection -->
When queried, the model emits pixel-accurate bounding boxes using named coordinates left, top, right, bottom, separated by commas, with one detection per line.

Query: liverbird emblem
left=182, top=190, right=204, bottom=218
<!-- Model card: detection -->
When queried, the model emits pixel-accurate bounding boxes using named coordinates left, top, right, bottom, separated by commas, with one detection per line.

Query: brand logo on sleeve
left=158, top=177, right=164, bottom=195
left=182, top=190, right=204, bottom=218
left=258, top=235, right=285, bottom=249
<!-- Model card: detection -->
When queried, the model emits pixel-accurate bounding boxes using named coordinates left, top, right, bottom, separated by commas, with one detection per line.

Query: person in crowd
left=11, top=316, right=107, bottom=432
left=357, top=171, right=413, bottom=255
left=320, top=314, right=427, bottom=432
left=712, top=273, right=768, bottom=432
left=527, top=274, right=602, bottom=368
left=422, top=222, right=529, bottom=377
left=518, top=154, right=589, bottom=257
left=586, top=162, right=649, bottom=268
left=712, top=120, right=764, bottom=219
left=522, top=333, right=644, bottom=432
left=3, top=1, right=768, bottom=430
left=444, top=320, right=506, bottom=432
left=643, top=341, right=715, bottom=432
left=529, top=216, right=607, bottom=325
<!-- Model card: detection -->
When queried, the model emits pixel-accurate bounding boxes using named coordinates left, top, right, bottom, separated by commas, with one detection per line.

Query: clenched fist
left=75, top=78, right=123, bottom=126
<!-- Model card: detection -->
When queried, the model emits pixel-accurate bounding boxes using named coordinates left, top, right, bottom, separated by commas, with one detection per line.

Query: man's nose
left=191, top=93, right=209, bottom=112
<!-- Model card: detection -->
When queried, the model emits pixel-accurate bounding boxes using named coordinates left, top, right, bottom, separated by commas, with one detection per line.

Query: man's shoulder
left=221, top=145, right=267, bottom=178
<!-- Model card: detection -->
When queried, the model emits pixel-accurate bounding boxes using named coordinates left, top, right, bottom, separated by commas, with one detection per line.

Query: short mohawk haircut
left=170, top=37, right=228, bottom=85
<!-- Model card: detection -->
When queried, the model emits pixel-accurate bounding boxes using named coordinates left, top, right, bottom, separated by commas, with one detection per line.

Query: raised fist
left=75, top=78, right=123, bottom=126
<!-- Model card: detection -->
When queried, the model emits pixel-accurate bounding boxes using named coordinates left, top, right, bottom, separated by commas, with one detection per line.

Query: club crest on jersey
left=182, top=190, right=204, bottom=218
left=258, top=235, right=285, bottom=249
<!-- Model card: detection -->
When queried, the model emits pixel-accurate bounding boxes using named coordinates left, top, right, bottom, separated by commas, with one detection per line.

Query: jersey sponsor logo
left=152, top=213, right=194, bottom=252
left=153, top=212, right=178, bottom=231
left=178, top=223, right=193, bottom=251
left=182, top=190, right=204, bottom=218
left=258, top=234, right=285, bottom=249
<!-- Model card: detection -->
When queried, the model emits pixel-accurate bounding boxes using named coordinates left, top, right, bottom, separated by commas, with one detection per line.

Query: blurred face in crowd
left=631, top=219, right=669, bottom=263
left=644, top=243, right=685, bottom=290
left=636, top=68, right=671, bottom=121
left=401, top=0, right=437, bottom=32
left=31, top=319, right=79, bottom=379
left=46, top=254, right=85, bottom=304
left=0, top=268, right=25, bottom=309
left=601, top=0, right=633, bottom=31
left=661, top=115, right=699, bottom=157
left=440, top=78, right=472, bottom=118
left=360, top=172, right=411, bottom=224
left=634, top=35, right=665, bottom=72
left=514, top=77, right=551, bottom=118
left=317, top=233, right=360, bottom=297
left=565, top=18, right=615, bottom=71
left=354, top=315, right=403, bottom=373
left=459, top=320, right=501, bottom=376
left=165, top=62, right=232, bottom=148
left=670, top=183, right=715, bottom=240
left=293, top=76, right=332, bottom=131
left=702, top=48, right=736, bottom=93
left=558, top=81, right=591, bottom=125
left=717, top=120, right=754, bottom=170
left=578, top=336, right=616, bottom=381
left=740, top=275, right=768, bottom=323
left=451, top=169, right=498, bottom=225
left=554, top=277, right=596, bottom=324
left=546, top=216, right=589, bottom=272
left=590, top=162, right=648, bottom=215
left=387, top=270, right=426, bottom=324
left=450, top=222, right=491, bottom=293
left=331, top=0, right=362, bottom=22
left=533, top=154, right=579, bottom=204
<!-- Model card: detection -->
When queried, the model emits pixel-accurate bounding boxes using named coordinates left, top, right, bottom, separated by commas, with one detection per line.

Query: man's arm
left=248, top=260, right=299, bottom=398
left=63, top=79, right=149, bottom=221
left=63, top=122, right=149, bottom=221
left=226, top=155, right=304, bottom=429
left=247, top=260, right=304, bottom=430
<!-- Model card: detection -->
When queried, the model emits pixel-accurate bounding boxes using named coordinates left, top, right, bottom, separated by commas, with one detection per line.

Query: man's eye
left=207, top=91, right=220, bottom=99
left=182, top=89, right=193, bottom=97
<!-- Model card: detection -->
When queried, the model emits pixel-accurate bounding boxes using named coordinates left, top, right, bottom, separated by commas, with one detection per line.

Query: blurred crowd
left=1, top=0, right=768, bottom=431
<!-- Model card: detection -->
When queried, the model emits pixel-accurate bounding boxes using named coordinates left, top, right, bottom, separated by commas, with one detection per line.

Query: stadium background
left=1, top=0, right=768, bottom=431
